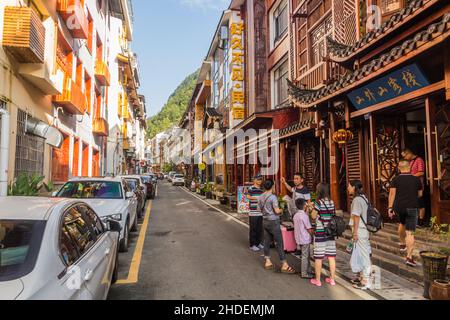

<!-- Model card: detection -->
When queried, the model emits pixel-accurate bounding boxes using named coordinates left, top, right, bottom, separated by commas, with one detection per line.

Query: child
left=293, top=198, right=314, bottom=279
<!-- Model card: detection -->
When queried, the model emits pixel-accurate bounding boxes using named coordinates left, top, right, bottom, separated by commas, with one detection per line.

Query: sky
left=132, top=0, right=230, bottom=118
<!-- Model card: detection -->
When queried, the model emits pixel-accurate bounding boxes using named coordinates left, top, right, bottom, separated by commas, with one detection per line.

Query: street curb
left=179, top=186, right=379, bottom=301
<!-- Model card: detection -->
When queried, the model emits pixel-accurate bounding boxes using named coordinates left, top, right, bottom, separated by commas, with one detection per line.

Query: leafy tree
left=146, top=70, right=199, bottom=139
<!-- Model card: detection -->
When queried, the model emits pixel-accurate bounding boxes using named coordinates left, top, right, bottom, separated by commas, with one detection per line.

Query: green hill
left=146, top=70, right=199, bottom=139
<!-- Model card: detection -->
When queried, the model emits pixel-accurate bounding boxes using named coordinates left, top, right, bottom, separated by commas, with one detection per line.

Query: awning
left=25, top=116, right=63, bottom=148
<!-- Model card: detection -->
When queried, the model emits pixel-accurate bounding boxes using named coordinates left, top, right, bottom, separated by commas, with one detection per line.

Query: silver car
left=55, top=177, right=138, bottom=253
left=0, top=197, right=120, bottom=300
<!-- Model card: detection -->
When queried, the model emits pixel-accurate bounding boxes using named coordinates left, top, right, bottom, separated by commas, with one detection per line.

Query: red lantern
left=332, top=129, right=354, bottom=145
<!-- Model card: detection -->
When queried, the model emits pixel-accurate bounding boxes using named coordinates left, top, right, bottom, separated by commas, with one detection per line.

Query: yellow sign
left=198, top=163, right=206, bottom=171
left=230, top=18, right=245, bottom=120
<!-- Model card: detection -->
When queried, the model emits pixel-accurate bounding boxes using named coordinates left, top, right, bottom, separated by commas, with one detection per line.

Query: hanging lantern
left=332, top=129, right=354, bottom=145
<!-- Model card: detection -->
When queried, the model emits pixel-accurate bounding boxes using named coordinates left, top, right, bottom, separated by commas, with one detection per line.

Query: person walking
left=246, top=174, right=264, bottom=252
left=402, top=149, right=427, bottom=226
left=348, top=180, right=372, bottom=290
left=258, top=179, right=296, bottom=274
left=293, top=198, right=314, bottom=279
left=388, top=160, right=423, bottom=267
left=310, top=183, right=337, bottom=287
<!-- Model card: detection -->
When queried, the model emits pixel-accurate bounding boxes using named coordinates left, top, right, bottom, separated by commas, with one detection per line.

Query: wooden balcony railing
left=53, top=77, right=87, bottom=115
left=57, top=0, right=88, bottom=39
left=95, top=60, right=110, bottom=86
left=297, top=59, right=345, bottom=90
left=2, top=7, right=45, bottom=63
left=93, top=117, right=109, bottom=136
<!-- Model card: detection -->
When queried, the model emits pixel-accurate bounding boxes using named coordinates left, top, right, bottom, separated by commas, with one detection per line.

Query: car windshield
left=175, top=175, right=184, bottom=178
left=0, top=220, right=46, bottom=281
left=125, top=179, right=139, bottom=191
left=57, top=181, right=123, bottom=199
left=141, top=176, right=151, bottom=183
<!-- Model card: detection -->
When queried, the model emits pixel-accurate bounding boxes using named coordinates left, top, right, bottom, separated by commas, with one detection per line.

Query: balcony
left=297, top=60, right=344, bottom=90
left=95, top=60, right=111, bottom=86
left=2, top=7, right=45, bottom=63
left=122, top=105, right=131, bottom=121
left=57, top=0, right=88, bottom=39
left=92, top=117, right=109, bottom=136
left=195, top=80, right=211, bottom=105
left=53, top=77, right=87, bottom=115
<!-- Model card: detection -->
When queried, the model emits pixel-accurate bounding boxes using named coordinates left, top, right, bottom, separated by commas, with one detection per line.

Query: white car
left=0, top=197, right=120, bottom=300
left=172, top=174, right=185, bottom=186
left=55, top=177, right=138, bottom=253
left=168, top=171, right=177, bottom=182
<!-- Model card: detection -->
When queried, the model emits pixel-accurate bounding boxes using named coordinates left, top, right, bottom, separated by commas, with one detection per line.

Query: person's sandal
left=264, top=264, right=275, bottom=270
left=280, top=266, right=296, bottom=274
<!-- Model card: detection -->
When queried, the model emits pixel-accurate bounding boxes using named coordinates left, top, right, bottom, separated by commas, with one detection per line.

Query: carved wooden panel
left=346, top=128, right=361, bottom=183
left=301, top=138, right=320, bottom=192
left=333, top=0, right=358, bottom=46
left=436, top=102, right=450, bottom=201
left=376, top=124, right=401, bottom=196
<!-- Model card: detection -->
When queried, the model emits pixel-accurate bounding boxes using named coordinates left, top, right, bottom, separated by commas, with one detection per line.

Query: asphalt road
left=108, top=181, right=365, bottom=300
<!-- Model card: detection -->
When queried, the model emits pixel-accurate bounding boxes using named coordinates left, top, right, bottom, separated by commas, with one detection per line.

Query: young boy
left=293, top=198, right=314, bottom=279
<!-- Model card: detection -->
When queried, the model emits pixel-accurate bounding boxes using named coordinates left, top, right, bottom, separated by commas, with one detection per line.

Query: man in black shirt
left=388, top=160, right=423, bottom=267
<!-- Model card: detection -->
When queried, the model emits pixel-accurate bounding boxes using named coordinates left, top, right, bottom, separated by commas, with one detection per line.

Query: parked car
left=140, top=175, right=156, bottom=199
left=172, top=174, right=185, bottom=186
left=0, top=197, right=120, bottom=300
left=55, top=177, right=138, bottom=253
left=120, top=176, right=146, bottom=216
left=168, top=171, right=177, bottom=182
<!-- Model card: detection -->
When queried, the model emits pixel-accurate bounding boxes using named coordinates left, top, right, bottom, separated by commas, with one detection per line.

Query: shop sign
left=237, top=186, right=250, bottom=214
left=348, top=64, right=429, bottom=110
left=230, top=16, right=245, bottom=120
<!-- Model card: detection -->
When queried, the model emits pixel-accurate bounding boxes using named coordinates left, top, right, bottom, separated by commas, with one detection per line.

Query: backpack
left=358, top=196, right=383, bottom=233
left=319, top=200, right=347, bottom=238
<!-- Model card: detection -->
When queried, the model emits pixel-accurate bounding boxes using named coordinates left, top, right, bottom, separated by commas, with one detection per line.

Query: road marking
left=116, top=201, right=152, bottom=285
left=180, top=186, right=377, bottom=300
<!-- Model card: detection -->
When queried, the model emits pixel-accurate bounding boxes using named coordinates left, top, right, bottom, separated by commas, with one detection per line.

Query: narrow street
left=108, top=181, right=366, bottom=300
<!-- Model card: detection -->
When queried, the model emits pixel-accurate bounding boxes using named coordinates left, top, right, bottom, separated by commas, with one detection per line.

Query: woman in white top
left=348, top=180, right=373, bottom=290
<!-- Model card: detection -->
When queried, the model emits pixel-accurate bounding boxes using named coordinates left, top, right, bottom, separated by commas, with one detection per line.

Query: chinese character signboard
left=230, top=13, right=245, bottom=122
left=347, top=64, right=429, bottom=110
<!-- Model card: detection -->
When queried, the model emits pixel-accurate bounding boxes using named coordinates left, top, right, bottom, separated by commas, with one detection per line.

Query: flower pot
left=420, top=251, right=449, bottom=299
left=206, top=192, right=213, bottom=199
left=200, top=190, right=206, bottom=196
left=430, top=280, right=450, bottom=301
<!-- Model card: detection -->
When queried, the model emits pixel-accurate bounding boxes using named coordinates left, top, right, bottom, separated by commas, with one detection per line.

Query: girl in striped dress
left=310, top=183, right=337, bottom=287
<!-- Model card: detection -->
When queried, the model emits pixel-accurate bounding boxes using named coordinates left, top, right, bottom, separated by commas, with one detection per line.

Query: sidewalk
left=184, top=188, right=425, bottom=300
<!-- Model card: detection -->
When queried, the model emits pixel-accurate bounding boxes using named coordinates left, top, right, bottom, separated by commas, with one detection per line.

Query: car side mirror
left=106, top=219, right=122, bottom=233
left=126, top=191, right=134, bottom=199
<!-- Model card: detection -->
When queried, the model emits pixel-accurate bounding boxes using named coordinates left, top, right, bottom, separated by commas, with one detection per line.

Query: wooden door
left=426, top=98, right=450, bottom=223
left=72, top=138, right=80, bottom=177
left=52, top=135, right=70, bottom=183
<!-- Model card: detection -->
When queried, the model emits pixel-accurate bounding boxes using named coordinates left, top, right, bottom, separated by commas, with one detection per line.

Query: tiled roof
left=328, top=0, right=437, bottom=61
left=279, top=119, right=315, bottom=138
left=289, top=12, right=450, bottom=108
left=206, top=107, right=223, bottom=118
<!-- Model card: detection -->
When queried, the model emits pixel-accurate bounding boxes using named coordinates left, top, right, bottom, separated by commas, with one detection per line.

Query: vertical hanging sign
left=230, top=14, right=245, bottom=123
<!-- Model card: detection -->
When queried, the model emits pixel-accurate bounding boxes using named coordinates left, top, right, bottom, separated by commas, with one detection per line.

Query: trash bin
left=420, top=251, right=449, bottom=299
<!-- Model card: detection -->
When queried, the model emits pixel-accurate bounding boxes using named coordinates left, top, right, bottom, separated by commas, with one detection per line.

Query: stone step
left=336, top=238, right=425, bottom=285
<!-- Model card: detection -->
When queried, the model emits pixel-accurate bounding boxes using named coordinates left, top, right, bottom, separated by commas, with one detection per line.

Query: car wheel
left=131, top=212, right=138, bottom=232
left=119, top=222, right=129, bottom=253
left=111, top=244, right=119, bottom=284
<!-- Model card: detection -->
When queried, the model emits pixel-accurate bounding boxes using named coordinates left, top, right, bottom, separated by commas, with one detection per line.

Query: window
left=0, top=220, right=46, bottom=281
left=60, top=206, right=96, bottom=263
left=212, top=50, right=220, bottom=108
left=273, top=0, right=289, bottom=45
left=222, top=39, right=230, bottom=100
left=57, top=181, right=123, bottom=199
left=14, top=110, right=45, bottom=178
left=310, top=15, right=332, bottom=67
left=80, top=205, right=105, bottom=237
left=380, top=0, right=402, bottom=15
left=273, top=59, right=289, bottom=108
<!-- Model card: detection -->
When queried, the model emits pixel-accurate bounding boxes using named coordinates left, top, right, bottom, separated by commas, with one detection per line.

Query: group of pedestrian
left=244, top=148, right=424, bottom=290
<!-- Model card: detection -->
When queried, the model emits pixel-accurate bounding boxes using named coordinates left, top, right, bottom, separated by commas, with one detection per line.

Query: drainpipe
left=0, top=108, right=10, bottom=197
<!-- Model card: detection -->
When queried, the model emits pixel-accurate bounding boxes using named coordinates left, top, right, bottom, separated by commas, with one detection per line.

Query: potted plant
left=229, top=193, right=237, bottom=211
left=205, top=183, right=213, bottom=199
left=420, top=217, right=450, bottom=300
left=8, top=173, right=54, bottom=196
left=200, top=184, right=206, bottom=196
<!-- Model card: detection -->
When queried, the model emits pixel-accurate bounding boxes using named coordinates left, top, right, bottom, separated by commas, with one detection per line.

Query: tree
left=146, top=70, right=199, bottom=140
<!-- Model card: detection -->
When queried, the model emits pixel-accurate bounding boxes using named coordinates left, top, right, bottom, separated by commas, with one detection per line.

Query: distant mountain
left=146, top=70, right=199, bottom=139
